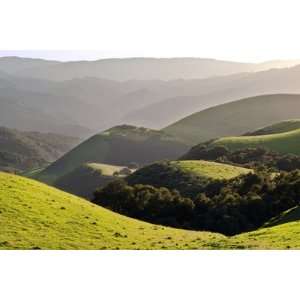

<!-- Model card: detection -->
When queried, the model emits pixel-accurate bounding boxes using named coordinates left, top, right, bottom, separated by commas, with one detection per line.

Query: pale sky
left=1, top=0, right=300, bottom=62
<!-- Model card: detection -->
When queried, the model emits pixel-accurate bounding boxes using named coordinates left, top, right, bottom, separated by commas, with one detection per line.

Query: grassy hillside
left=173, top=160, right=251, bottom=180
left=164, top=94, right=300, bottom=145
left=126, top=160, right=251, bottom=198
left=2, top=172, right=300, bottom=249
left=54, top=163, right=130, bottom=199
left=0, top=172, right=224, bottom=250
left=210, top=128, right=300, bottom=155
left=36, top=125, right=189, bottom=184
left=0, top=127, right=79, bottom=172
left=244, top=119, right=300, bottom=136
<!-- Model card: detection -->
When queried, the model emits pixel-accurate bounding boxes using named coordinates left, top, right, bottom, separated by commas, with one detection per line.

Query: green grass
left=2, top=172, right=300, bottom=249
left=211, top=128, right=300, bottom=155
left=171, top=160, right=251, bottom=180
left=85, top=163, right=125, bottom=176
left=0, top=172, right=224, bottom=249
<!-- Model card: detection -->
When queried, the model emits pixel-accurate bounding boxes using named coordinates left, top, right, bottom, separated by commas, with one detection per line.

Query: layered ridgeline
left=126, top=160, right=251, bottom=198
left=36, top=125, right=189, bottom=184
left=2, top=171, right=300, bottom=249
left=0, top=127, right=79, bottom=172
left=3, top=57, right=300, bottom=81
left=3, top=58, right=300, bottom=136
left=164, top=94, right=300, bottom=145
left=54, top=163, right=134, bottom=199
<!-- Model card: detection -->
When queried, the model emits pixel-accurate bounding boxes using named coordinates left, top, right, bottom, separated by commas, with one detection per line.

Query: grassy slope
left=36, top=125, right=188, bottom=184
left=1, top=172, right=300, bottom=249
left=172, top=160, right=251, bottom=180
left=0, top=172, right=223, bottom=250
left=54, top=163, right=125, bottom=199
left=244, top=119, right=300, bottom=136
left=164, top=94, right=300, bottom=145
left=211, top=128, right=300, bottom=155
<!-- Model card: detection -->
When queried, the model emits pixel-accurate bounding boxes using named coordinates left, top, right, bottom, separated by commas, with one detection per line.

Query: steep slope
left=54, top=163, right=130, bottom=199
left=164, top=94, right=300, bottom=145
left=0, top=127, right=79, bottom=172
left=126, top=160, right=251, bottom=198
left=243, top=119, right=300, bottom=136
left=36, top=125, right=189, bottom=184
left=210, top=128, right=300, bottom=155
left=1, top=172, right=300, bottom=249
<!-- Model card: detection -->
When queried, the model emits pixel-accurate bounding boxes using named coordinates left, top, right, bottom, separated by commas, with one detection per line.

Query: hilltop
left=164, top=94, right=300, bottom=144
left=54, top=163, right=132, bottom=199
left=0, top=126, right=79, bottom=172
left=35, top=125, right=189, bottom=184
left=210, top=128, right=300, bottom=155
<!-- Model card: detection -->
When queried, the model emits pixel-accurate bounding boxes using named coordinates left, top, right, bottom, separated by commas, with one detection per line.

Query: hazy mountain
left=1, top=57, right=300, bottom=81
left=2, top=58, right=300, bottom=138
left=127, top=65, right=300, bottom=128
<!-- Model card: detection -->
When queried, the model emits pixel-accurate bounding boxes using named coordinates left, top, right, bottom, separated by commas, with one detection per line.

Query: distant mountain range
left=2, top=57, right=300, bottom=138
left=2, top=56, right=300, bottom=81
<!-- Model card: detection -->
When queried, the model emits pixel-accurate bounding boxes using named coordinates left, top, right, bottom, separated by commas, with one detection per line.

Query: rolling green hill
left=0, top=126, right=79, bottom=172
left=36, top=125, right=189, bottom=184
left=126, top=160, right=251, bottom=198
left=2, top=171, right=300, bottom=249
left=210, top=128, right=300, bottom=155
left=164, top=94, right=300, bottom=145
left=244, top=119, right=300, bottom=136
left=54, top=163, right=132, bottom=199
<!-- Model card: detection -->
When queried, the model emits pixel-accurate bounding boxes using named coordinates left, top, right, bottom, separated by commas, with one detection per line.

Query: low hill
left=54, top=163, right=132, bottom=199
left=210, top=128, right=300, bottom=155
left=36, top=125, right=189, bottom=184
left=1, top=172, right=300, bottom=249
left=0, top=127, right=79, bottom=172
left=244, top=119, right=300, bottom=136
left=126, top=160, right=251, bottom=198
left=164, top=94, right=300, bottom=145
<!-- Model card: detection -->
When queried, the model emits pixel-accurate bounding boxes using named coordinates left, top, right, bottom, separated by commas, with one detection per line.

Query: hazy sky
left=1, top=0, right=300, bottom=62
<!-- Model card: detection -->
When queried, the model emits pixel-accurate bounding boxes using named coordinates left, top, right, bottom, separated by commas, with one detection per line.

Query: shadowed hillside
left=36, top=125, right=189, bottom=184
left=54, top=163, right=132, bottom=199
left=0, top=127, right=79, bottom=172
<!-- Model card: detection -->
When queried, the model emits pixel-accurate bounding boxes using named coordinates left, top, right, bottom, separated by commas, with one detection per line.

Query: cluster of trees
left=93, top=170, right=300, bottom=235
left=126, top=161, right=212, bottom=199
left=93, top=180, right=194, bottom=228
left=182, top=145, right=300, bottom=172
